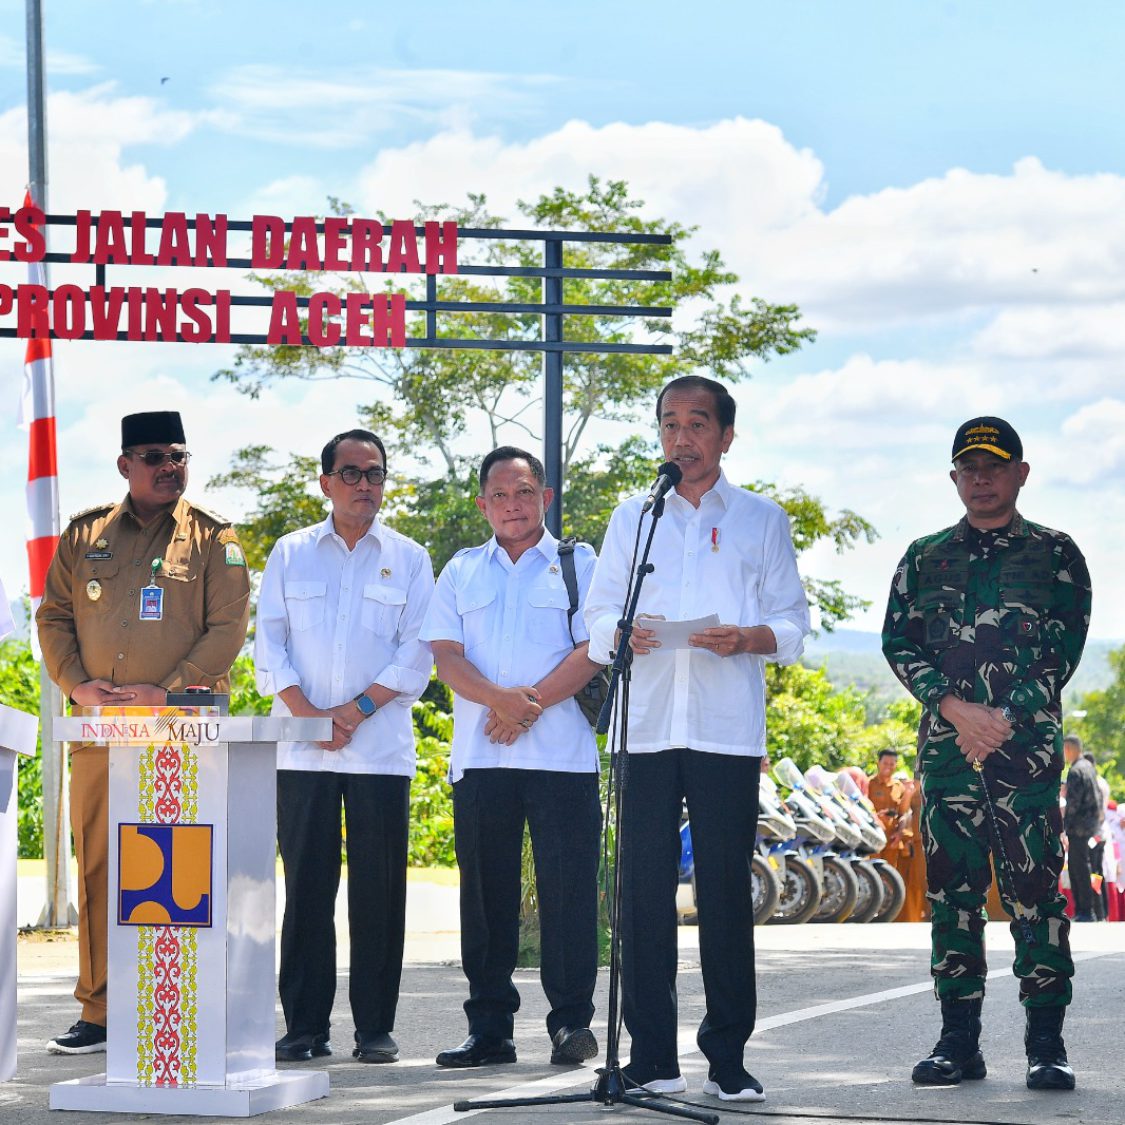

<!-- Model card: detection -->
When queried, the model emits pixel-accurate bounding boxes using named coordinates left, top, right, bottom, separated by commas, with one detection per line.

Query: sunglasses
left=125, top=449, right=192, bottom=467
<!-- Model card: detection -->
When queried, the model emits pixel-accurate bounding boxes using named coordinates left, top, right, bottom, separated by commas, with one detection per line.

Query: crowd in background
left=862, top=739, right=1123, bottom=925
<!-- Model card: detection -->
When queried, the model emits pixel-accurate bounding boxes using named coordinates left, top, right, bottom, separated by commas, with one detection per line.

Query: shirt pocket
left=915, top=588, right=959, bottom=650
left=77, top=557, right=121, bottom=616
left=455, top=584, right=498, bottom=655
left=284, top=580, right=327, bottom=632
left=362, top=584, right=407, bottom=637
left=998, top=581, right=1049, bottom=651
left=526, top=584, right=574, bottom=650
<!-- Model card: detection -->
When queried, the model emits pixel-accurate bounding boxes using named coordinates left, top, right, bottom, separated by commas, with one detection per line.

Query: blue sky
left=2, top=0, right=1125, bottom=636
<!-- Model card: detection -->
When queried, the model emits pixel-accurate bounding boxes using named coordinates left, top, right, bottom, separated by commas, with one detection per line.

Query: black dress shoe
left=436, top=1034, right=517, bottom=1068
left=354, top=1031, right=399, bottom=1063
left=550, top=1026, right=598, bottom=1065
left=275, top=1031, right=331, bottom=1061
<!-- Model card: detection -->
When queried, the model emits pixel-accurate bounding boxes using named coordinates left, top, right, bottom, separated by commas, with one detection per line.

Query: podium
left=48, top=708, right=331, bottom=1116
left=0, top=702, right=38, bottom=1082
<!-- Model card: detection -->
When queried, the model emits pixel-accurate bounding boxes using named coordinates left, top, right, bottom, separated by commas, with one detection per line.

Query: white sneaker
left=47, top=1020, right=107, bottom=1055
left=703, top=1070, right=765, bottom=1102
left=621, top=1063, right=687, bottom=1094
left=639, top=1075, right=687, bottom=1094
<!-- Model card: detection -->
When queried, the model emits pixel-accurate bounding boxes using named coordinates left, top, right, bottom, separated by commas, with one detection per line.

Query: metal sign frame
left=2, top=214, right=674, bottom=534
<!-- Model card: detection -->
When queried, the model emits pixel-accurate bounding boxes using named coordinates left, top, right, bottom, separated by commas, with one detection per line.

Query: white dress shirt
left=420, top=530, right=598, bottom=783
left=585, top=471, right=810, bottom=756
left=255, top=515, right=434, bottom=776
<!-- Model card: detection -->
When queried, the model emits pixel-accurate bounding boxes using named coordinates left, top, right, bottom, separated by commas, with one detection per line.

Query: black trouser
left=620, top=748, right=759, bottom=1074
left=453, top=768, right=601, bottom=1040
left=277, top=770, right=410, bottom=1038
left=1067, top=829, right=1096, bottom=917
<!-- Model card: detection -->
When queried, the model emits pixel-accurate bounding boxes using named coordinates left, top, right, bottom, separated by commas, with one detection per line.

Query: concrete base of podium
left=48, top=1069, right=329, bottom=1116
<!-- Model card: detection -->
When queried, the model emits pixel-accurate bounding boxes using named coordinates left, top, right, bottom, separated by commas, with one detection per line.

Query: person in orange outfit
left=868, top=749, right=912, bottom=864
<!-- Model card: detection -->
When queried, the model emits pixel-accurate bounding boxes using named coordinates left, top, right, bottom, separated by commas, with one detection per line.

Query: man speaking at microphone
left=586, top=376, right=809, bottom=1103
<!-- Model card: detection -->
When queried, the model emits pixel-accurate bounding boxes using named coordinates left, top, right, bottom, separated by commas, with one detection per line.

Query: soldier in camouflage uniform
left=882, top=416, right=1091, bottom=1093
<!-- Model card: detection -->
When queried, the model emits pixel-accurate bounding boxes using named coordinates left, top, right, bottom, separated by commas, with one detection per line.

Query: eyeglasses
left=126, top=449, right=192, bottom=467
left=327, top=466, right=388, bottom=486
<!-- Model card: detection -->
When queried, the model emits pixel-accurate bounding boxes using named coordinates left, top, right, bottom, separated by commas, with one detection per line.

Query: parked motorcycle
left=817, top=765, right=907, bottom=923
left=836, top=769, right=907, bottom=923
left=767, top=761, right=836, bottom=925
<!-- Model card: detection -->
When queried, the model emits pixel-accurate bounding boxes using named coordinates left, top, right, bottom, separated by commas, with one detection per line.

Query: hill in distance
left=804, top=629, right=1115, bottom=719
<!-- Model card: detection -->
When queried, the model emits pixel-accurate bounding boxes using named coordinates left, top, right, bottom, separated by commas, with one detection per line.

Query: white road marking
left=385, top=949, right=1115, bottom=1125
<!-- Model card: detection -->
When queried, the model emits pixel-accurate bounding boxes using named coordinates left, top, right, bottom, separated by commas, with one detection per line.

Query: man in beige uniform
left=36, top=411, right=250, bottom=1054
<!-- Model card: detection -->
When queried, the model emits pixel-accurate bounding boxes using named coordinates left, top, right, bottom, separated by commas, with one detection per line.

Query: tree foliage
left=213, top=177, right=815, bottom=480
left=208, top=446, right=326, bottom=573
left=0, top=639, right=45, bottom=856
left=1066, top=647, right=1125, bottom=799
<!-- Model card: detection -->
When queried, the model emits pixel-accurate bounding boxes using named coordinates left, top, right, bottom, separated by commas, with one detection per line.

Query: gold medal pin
left=86, top=579, right=102, bottom=602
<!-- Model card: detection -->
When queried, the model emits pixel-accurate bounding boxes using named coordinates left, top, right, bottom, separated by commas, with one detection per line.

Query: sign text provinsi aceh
left=0, top=206, right=459, bottom=346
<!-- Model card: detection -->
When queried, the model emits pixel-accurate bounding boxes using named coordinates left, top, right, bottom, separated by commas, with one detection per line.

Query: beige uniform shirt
left=37, top=495, right=251, bottom=698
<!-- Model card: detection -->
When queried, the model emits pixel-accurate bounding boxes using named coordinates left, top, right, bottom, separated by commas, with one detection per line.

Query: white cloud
left=0, top=34, right=99, bottom=75
left=973, top=302, right=1125, bottom=360
left=3, top=103, right=1125, bottom=640
left=0, top=84, right=215, bottom=214
left=750, top=158, right=1125, bottom=330
left=238, top=174, right=328, bottom=221
left=354, top=123, right=1125, bottom=339
left=208, top=66, right=561, bottom=149
left=356, top=117, right=824, bottom=233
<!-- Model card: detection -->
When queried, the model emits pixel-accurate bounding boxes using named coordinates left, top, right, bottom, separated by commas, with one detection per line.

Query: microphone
left=642, top=461, right=683, bottom=513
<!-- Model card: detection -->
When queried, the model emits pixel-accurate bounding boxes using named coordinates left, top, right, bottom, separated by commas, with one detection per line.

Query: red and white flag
left=18, top=190, right=59, bottom=652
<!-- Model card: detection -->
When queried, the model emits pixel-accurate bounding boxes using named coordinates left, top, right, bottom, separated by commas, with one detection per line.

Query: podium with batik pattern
left=48, top=708, right=330, bottom=1116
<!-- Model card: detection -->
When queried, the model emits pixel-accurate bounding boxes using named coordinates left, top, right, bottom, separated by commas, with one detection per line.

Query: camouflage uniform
left=882, top=512, right=1091, bottom=1008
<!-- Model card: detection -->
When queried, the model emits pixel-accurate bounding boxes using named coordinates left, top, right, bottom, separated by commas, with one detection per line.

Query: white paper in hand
left=642, top=613, right=721, bottom=651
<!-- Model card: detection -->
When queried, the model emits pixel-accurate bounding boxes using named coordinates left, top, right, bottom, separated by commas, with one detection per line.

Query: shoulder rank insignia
left=217, top=528, right=240, bottom=545
left=190, top=501, right=231, bottom=525
left=69, top=502, right=114, bottom=522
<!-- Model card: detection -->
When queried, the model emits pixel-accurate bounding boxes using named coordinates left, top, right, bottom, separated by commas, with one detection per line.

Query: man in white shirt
left=586, top=376, right=810, bottom=1103
left=421, top=447, right=603, bottom=1069
left=255, top=429, right=434, bottom=1065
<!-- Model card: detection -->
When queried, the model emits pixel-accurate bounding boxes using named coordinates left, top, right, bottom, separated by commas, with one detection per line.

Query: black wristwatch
left=999, top=705, right=1016, bottom=724
left=353, top=692, right=377, bottom=717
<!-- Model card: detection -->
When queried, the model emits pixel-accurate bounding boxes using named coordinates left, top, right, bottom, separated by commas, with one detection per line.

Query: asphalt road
left=4, top=917, right=1121, bottom=1125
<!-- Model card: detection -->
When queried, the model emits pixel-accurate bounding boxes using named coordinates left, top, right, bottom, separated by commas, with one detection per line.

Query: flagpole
left=26, top=0, right=74, bottom=929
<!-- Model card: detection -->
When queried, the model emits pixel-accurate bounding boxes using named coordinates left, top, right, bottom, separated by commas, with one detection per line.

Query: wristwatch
left=353, top=692, right=377, bottom=717
left=999, top=705, right=1016, bottom=724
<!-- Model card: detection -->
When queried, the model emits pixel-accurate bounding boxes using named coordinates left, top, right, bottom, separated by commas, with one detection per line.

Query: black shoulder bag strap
left=556, top=535, right=581, bottom=643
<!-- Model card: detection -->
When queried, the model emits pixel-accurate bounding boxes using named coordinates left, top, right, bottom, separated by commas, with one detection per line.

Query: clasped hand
left=484, top=686, right=543, bottom=745
left=943, top=698, right=1013, bottom=766
left=71, top=680, right=166, bottom=707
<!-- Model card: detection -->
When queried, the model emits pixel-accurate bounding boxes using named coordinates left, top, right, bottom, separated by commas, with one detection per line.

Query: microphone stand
left=454, top=497, right=718, bottom=1125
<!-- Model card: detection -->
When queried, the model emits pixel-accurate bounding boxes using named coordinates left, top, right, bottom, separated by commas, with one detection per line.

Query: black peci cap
left=121, top=411, right=186, bottom=448
left=951, top=416, right=1022, bottom=463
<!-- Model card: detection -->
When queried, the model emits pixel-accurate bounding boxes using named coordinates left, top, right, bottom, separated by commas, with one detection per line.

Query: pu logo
left=118, top=823, right=213, bottom=927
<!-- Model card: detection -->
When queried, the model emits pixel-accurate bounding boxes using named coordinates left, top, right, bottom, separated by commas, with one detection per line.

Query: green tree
left=1066, top=646, right=1125, bottom=799
left=0, top=638, right=45, bottom=856
left=765, top=663, right=869, bottom=772
left=213, top=178, right=814, bottom=481
left=850, top=696, right=923, bottom=773
left=208, top=446, right=326, bottom=573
